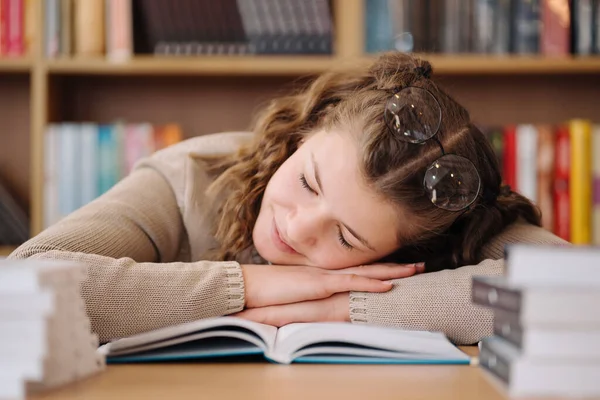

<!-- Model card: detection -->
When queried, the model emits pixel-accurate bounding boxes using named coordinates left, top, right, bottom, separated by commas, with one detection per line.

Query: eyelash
left=298, top=174, right=354, bottom=251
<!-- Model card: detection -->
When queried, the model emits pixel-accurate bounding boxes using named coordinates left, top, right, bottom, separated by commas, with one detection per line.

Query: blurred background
left=0, top=0, right=598, bottom=256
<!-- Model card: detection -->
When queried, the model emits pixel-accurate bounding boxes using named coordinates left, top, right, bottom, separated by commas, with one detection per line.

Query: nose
left=286, top=205, right=326, bottom=248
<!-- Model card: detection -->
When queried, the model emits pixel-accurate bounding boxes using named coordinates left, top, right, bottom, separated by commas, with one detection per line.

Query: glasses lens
left=384, top=87, right=442, bottom=144
left=423, top=154, right=481, bottom=211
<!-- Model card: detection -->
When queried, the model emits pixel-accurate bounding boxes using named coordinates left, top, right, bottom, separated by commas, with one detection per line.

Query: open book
left=98, top=317, right=471, bottom=365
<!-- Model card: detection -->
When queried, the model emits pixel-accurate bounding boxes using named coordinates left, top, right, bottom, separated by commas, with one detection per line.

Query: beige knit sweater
left=9, top=132, right=568, bottom=345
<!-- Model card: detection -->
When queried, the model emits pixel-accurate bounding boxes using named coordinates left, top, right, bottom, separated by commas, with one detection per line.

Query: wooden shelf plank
left=0, top=246, right=17, bottom=257
left=0, top=58, right=33, bottom=72
left=46, top=56, right=338, bottom=76
left=44, top=55, right=600, bottom=76
left=413, top=54, right=600, bottom=75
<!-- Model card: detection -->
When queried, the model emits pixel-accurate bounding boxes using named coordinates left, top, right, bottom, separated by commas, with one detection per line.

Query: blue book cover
left=97, top=125, right=119, bottom=196
left=99, top=317, right=472, bottom=366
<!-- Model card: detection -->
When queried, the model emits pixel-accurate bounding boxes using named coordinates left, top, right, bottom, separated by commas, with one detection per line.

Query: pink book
left=106, top=0, right=132, bottom=62
left=6, top=0, right=24, bottom=56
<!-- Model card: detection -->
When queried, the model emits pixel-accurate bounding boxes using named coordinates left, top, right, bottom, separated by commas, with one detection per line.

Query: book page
left=106, top=317, right=277, bottom=353
left=272, top=322, right=468, bottom=363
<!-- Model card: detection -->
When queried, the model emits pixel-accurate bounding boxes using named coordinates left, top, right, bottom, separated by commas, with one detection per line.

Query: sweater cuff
left=222, top=261, right=245, bottom=313
left=349, top=292, right=369, bottom=324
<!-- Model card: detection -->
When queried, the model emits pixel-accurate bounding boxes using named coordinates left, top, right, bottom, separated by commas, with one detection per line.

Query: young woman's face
left=253, top=129, right=402, bottom=269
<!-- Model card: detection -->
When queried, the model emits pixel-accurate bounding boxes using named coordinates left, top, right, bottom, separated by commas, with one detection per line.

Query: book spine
left=473, top=0, right=495, bottom=53
left=553, top=125, right=570, bottom=241
left=540, top=0, right=571, bottom=56
left=516, top=124, right=538, bottom=203
left=6, top=0, right=23, bottom=56
left=592, top=124, right=600, bottom=245
left=106, top=0, right=131, bottom=61
left=478, top=338, right=511, bottom=386
left=471, top=278, right=522, bottom=313
left=513, top=0, right=541, bottom=54
left=503, top=125, right=517, bottom=189
left=44, top=125, right=60, bottom=228
left=24, top=0, right=33, bottom=54
left=493, top=310, right=524, bottom=348
left=536, top=124, right=555, bottom=231
left=79, top=123, right=98, bottom=206
left=572, top=0, right=593, bottom=54
left=365, top=0, right=393, bottom=52
left=594, top=0, right=600, bottom=53
left=74, top=0, right=104, bottom=56
left=569, top=119, right=592, bottom=244
left=58, top=123, right=81, bottom=218
left=60, top=0, right=72, bottom=57
left=492, top=0, right=512, bottom=54
left=0, top=0, right=9, bottom=55
left=45, top=0, right=60, bottom=58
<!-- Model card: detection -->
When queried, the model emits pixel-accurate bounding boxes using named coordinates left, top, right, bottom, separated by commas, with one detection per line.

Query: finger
left=325, top=273, right=393, bottom=295
left=333, top=263, right=420, bottom=280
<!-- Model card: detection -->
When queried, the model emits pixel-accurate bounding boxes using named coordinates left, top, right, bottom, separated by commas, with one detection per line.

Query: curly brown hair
left=205, top=52, right=541, bottom=271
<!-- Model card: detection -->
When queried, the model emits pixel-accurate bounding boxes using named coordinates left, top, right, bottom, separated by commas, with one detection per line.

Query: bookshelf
left=0, top=0, right=599, bottom=241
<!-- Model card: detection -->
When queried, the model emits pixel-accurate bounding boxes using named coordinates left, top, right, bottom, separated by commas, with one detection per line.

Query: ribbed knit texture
left=349, top=223, right=569, bottom=344
left=8, top=132, right=568, bottom=344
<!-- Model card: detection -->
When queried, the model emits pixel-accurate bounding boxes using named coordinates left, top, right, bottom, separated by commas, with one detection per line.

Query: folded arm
left=8, top=167, right=245, bottom=342
left=349, top=222, right=569, bottom=344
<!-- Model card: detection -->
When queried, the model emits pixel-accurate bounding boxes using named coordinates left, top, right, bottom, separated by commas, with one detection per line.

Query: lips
left=271, top=219, right=298, bottom=254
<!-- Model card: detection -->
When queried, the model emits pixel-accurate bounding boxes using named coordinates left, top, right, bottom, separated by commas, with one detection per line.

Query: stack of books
left=472, top=244, right=600, bottom=397
left=0, top=260, right=105, bottom=399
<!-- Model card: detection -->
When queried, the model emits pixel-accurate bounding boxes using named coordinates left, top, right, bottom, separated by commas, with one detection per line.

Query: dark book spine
left=572, top=0, right=594, bottom=54
left=471, top=278, right=523, bottom=312
left=493, top=309, right=524, bottom=348
left=479, top=338, right=512, bottom=386
left=592, top=0, right=600, bottom=53
left=513, top=0, right=541, bottom=54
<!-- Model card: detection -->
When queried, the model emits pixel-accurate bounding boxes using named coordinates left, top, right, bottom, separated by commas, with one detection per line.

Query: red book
left=6, top=0, right=24, bottom=56
left=503, top=125, right=517, bottom=189
left=541, top=0, right=571, bottom=56
left=553, top=125, right=571, bottom=241
left=0, top=0, right=9, bottom=55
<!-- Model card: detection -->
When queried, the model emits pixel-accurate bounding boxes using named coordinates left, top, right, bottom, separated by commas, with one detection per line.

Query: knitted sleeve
left=8, top=167, right=245, bottom=342
left=349, top=222, right=569, bottom=344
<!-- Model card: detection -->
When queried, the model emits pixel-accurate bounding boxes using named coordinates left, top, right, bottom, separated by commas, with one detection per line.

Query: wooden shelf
left=45, top=56, right=339, bottom=76
left=43, top=55, right=600, bottom=77
left=0, top=246, right=17, bottom=257
left=412, top=54, right=600, bottom=75
left=0, top=58, right=33, bottom=73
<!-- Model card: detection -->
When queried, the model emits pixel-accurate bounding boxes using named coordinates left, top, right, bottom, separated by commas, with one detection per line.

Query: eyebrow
left=311, top=152, right=376, bottom=252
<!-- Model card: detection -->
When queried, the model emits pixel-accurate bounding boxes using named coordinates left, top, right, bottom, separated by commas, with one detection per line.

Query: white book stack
left=0, top=260, right=105, bottom=400
left=472, top=244, right=600, bottom=398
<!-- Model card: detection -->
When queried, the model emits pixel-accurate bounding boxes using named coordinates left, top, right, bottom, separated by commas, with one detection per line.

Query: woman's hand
left=234, top=293, right=350, bottom=327
left=240, top=262, right=423, bottom=309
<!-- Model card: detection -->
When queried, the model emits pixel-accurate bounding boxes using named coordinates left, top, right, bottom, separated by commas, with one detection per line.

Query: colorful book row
left=43, top=122, right=182, bottom=229
left=484, top=120, right=600, bottom=245
left=366, top=0, right=600, bottom=55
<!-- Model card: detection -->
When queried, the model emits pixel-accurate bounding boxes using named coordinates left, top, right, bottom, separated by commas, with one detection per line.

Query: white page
left=103, top=329, right=270, bottom=357
left=106, top=316, right=277, bottom=353
left=272, top=322, right=467, bottom=363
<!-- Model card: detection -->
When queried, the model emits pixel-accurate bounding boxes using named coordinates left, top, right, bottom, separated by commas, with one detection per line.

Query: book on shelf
left=0, top=178, right=29, bottom=246
left=472, top=244, right=600, bottom=397
left=365, top=0, right=599, bottom=56
left=44, top=0, right=333, bottom=59
left=43, top=122, right=182, bottom=228
left=98, top=316, right=471, bottom=365
left=0, top=0, right=32, bottom=57
left=481, top=119, right=600, bottom=245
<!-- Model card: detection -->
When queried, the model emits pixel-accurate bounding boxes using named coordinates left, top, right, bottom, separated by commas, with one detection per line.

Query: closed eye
left=299, top=174, right=317, bottom=194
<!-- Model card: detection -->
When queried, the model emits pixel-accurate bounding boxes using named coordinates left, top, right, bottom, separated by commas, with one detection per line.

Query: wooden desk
left=30, top=347, right=507, bottom=400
